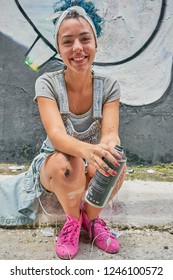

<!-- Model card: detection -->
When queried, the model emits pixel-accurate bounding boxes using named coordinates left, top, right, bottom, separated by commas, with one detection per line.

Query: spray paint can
left=85, top=145, right=126, bottom=208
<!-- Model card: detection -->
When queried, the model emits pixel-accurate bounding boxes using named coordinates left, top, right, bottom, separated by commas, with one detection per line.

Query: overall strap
left=56, top=72, right=69, bottom=114
left=55, top=71, right=103, bottom=118
left=93, top=78, right=103, bottom=120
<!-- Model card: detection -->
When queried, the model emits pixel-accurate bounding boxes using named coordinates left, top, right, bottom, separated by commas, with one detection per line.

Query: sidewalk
left=0, top=175, right=173, bottom=260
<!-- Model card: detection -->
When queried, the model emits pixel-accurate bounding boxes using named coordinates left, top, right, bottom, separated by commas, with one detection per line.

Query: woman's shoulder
left=93, top=70, right=120, bottom=101
left=36, top=68, right=64, bottom=83
left=93, top=70, right=119, bottom=84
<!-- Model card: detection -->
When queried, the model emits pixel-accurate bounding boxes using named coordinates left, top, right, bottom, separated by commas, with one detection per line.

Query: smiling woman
left=32, top=7, right=126, bottom=260
left=0, top=4, right=127, bottom=260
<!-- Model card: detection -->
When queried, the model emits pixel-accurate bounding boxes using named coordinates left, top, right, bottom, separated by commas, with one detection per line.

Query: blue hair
left=53, top=0, right=104, bottom=38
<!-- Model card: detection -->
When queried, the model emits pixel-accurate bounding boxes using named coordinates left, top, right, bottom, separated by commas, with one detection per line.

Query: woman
left=34, top=6, right=126, bottom=259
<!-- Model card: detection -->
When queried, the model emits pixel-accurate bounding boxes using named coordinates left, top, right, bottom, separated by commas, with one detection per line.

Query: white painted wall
left=1, top=0, right=172, bottom=105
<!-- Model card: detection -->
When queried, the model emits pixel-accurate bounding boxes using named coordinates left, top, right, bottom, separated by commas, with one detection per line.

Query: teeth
left=73, top=57, right=84, bottom=61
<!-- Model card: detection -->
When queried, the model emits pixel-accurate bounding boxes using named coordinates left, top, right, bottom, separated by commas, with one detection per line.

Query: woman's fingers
left=90, top=144, right=121, bottom=176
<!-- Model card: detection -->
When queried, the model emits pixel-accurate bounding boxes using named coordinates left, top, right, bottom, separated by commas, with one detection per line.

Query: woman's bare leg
left=40, top=152, right=86, bottom=219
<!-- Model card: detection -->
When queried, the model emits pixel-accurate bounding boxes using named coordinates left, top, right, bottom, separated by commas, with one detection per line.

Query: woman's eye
left=82, top=37, right=90, bottom=42
left=63, top=40, right=73, bottom=45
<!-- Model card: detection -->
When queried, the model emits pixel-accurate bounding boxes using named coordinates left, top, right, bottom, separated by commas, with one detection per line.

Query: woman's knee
left=41, top=152, right=85, bottom=185
left=55, top=153, right=85, bottom=180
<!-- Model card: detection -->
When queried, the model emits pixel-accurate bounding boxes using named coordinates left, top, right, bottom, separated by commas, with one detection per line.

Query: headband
left=49, top=6, right=98, bottom=52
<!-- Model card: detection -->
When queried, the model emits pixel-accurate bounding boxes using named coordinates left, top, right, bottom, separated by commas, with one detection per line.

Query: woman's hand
left=84, top=143, right=122, bottom=177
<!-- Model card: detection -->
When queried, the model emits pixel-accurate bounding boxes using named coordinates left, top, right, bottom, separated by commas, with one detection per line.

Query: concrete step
left=0, top=175, right=173, bottom=227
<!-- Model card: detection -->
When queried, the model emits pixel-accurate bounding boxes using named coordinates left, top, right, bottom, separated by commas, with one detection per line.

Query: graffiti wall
left=0, top=0, right=173, bottom=163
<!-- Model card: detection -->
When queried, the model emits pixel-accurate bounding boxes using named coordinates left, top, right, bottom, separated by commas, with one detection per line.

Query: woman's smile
left=58, top=17, right=96, bottom=73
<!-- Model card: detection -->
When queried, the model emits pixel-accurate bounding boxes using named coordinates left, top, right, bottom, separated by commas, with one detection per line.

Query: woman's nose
left=73, top=39, right=83, bottom=52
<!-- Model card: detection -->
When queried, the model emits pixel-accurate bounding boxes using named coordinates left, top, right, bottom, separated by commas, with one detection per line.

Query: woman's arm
left=37, top=96, right=121, bottom=176
left=100, top=99, right=121, bottom=148
left=37, top=96, right=91, bottom=158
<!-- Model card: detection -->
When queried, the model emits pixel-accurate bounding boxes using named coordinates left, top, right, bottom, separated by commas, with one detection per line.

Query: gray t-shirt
left=34, top=69, right=120, bottom=133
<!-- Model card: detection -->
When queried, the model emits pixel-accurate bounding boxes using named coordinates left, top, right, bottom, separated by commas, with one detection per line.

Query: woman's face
left=58, top=17, right=96, bottom=73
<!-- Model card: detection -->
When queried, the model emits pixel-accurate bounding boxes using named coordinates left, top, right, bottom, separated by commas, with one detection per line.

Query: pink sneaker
left=82, top=204, right=120, bottom=254
left=55, top=214, right=82, bottom=259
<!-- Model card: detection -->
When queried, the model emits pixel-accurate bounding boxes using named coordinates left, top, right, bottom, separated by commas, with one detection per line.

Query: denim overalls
left=0, top=72, right=104, bottom=226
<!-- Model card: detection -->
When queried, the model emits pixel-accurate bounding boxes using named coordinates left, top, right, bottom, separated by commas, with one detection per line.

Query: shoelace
left=57, top=219, right=80, bottom=246
left=88, top=218, right=113, bottom=257
left=90, top=218, right=114, bottom=241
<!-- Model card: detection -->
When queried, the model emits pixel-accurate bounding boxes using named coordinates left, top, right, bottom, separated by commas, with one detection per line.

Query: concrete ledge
left=0, top=175, right=173, bottom=227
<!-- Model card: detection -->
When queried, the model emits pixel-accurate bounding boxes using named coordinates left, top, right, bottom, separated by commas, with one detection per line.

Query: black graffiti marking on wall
left=94, top=0, right=166, bottom=66
left=14, top=0, right=62, bottom=68
left=15, top=0, right=166, bottom=69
